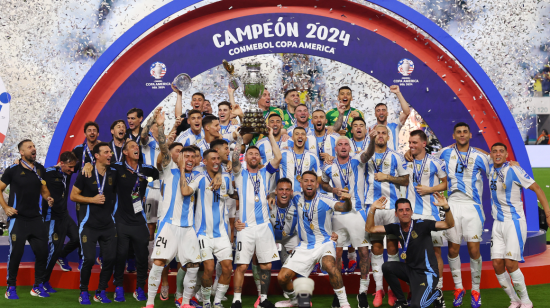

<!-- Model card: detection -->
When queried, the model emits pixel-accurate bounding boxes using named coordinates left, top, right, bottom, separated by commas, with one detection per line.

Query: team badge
left=76, top=203, right=80, bottom=211
left=82, top=235, right=87, bottom=243
left=298, top=203, right=302, bottom=208
left=121, top=174, right=126, bottom=178
left=11, top=234, right=16, bottom=241
left=375, top=159, right=381, bottom=166
left=108, top=177, right=113, bottom=185
left=411, top=231, right=418, bottom=239
left=282, top=231, right=287, bottom=237
left=53, top=233, right=59, bottom=241
left=202, top=252, right=207, bottom=258
left=156, top=250, right=161, bottom=255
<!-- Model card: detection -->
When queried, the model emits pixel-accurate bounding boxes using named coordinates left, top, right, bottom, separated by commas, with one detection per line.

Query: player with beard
left=362, top=125, right=409, bottom=307
left=404, top=130, right=448, bottom=308
left=349, top=117, right=370, bottom=157
left=286, top=105, right=316, bottom=155
left=126, top=108, right=144, bottom=144
left=280, top=127, right=322, bottom=193
left=230, top=127, right=282, bottom=308
left=310, top=109, right=339, bottom=165
left=369, top=85, right=411, bottom=151
left=174, top=85, right=213, bottom=135
left=109, top=140, right=159, bottom=303
left=327, top=86, right=364, bottom=138
left=181, top=149, right=236, bottom=308
left=320, top=136, right=371, bottom=308
left=41, top=151, right=79, bottom=293
left=196, top=115, right=239, bottom=155
left=176, top=109, right=205, bottom=146
left=109, top=120, right=127, bottom=164
left=275, top=171, right=353, bottom=308
left=1, top=139, right=54, bottom=299
left=240, top=87, right=284, bottom=146
left=366, top=196, right=454, bottom=308
left=71, top=142, right=118, bottom=304
left=256, top=114, right=289, bottom=165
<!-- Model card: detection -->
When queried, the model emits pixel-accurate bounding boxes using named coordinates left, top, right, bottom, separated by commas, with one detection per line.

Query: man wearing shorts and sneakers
left=488, top=143, right=550, bottom=308
left=366, top=195, right=455, bottom=308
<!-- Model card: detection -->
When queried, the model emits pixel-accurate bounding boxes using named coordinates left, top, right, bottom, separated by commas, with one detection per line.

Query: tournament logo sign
left=150, top=62, right=166, bottom=79
left=398, top=58, right=414, bottom=76
left=0, top=75, right=10, bottom=150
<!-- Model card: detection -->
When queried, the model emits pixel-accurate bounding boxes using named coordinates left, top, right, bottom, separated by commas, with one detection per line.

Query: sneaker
left=508, top=303, right=521, bottom=308
left=43, top=281, right=57, bottom=293
left=142, top=305, right=154, bottom=308
left=434, top=288, right=446, bottom=308
left=387, top=290, right=396, bottom=306
left=57, top=257, right=73, bottom=271
left=5, top=286, right=19, bottom=300
left=94, top=290, right=112, bottom=303
left=341, top=305, right=351, bottom=308
left=190, top=297, right=203, bottom=307
left=519, top=304, right=534, bottom=308
left=78, top=259, right=83, bottom=271
left=214, top=303, right=225, bottom=308
left=259, top=299, right=276, bottom=308
left=31, top=284, right=50, bottom=297
left=96, top=257, right=103, bottom=269
left=254, top=296, right=261, bottom=308
left=392, top=300, right=408, bottom=308
left=160, top=285, right=169, bottom=301
left=114, top=286, right=126, bottom=302
left=331, top=293, right=340, bottom=308
left=453, top=289, right=465, bottom=307
left=470, top=290, right=481, bottom=308
left=184, top=305, right=197, bottom=308
left=311, top=263, right=320, bottom=274
left=134, top=287, right=147, bottom=301
left=275, top=299, right=298, bottom=307
left=176, top=298, right=183, bottom=308
left=231, top=301, right=243, bottom=308
left=127, top=258, right=136, bottom=273
left=357, top=293, right=369, bottom=308
left=203, top=303, right=212, bottom=308
left=79, top=291, right=91, bottom=305
left=373, top=290, right=385, bottom=307
left=347, top=260, right=357, bottom=273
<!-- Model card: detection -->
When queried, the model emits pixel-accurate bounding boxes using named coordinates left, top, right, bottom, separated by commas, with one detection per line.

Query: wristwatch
left=442, top=206, right=450, bottom=212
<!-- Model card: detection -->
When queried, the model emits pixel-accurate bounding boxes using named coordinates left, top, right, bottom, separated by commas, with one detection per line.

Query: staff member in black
left=70, top=142, right=118, bottom=305
left=0, top=139, right=54, bottom=299
left=111, top=140, right=159, bottom=302
left=365, top=194, right=454, bottom=308
left=41, top=151, right=80, bottom=293
left=110, top=119, right=127, bottom=164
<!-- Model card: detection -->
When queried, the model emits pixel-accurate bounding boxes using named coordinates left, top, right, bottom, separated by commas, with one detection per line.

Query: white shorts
left=283, top=241, right=336, bottom=277
left=198, top=234, right=233, bottom=262
left=332, top=210, right=371, bottom=248
left=234, top=223, right=279, bottom=264
left=491, top=219, right=527, bottom=262
left=145, top=187, right=160, bottom=223
left=369, top=209, right=398, bottom=241
left=152, top=222, right=200, bottom=266
left=445, top=201, right=485, bottom=244
left=226, top=198, right=237, bottom=219
left=412, top=214, right=445, bottom=247
left=278, top=234, right=300, bottom=252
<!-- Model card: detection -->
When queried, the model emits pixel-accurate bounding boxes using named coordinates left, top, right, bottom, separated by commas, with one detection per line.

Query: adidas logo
left=93, top=181, right=97, bottom=184
left=433, top=240, right=438, bottom=244
left=373, top=270, right=378, bottom=273
left=21, top=171, right=25, bottom=175
left=475, top=276, right=480, bottom=279
left=326, top=251, right=332, bottom=254
left=506, top=252, right=512, bottom=257
left=472, top=235, right=479, bottom=240
left=362, top=240, right=369, bottom=244
left=453, top=274, right=458, bottom=277
left=272, top=254, right=278, bottom=258
left=122, top=174, right=126, bottom=178
left=420, top=283, right=425, bottom=286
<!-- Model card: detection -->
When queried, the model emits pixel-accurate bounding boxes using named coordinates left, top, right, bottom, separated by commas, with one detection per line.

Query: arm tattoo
left=140, top=116, right=155, bottom=145
left=386, top=174, right=409, bottom=186
left=360, top=140, right=375, bottom=163
left=157, top=125, right=170, bottom=168
left=333, top=110, right=345, bottom=130
left=232, top=136, right=243, bottom=171
left=334, top=199, right=352, bottom=212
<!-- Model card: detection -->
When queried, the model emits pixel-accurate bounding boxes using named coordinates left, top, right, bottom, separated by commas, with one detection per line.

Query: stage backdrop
left=45, top=0, right=538, bottom=232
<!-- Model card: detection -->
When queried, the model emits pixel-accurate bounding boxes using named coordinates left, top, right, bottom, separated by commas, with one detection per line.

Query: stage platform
left=2, top=246, right=549, bottom=294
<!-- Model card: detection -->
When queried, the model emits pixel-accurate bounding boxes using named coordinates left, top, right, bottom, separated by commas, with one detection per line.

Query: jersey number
left=490, top=180, right=497, bottom=191
left=213, top=193, right=220, bottom=203
left=198, top=239, right=206, bottom=249
left=237, top=241, right=242, bottom=251
left=155, top=237, right=167, bottom=248
left=455, top=163, right=465, bottom=174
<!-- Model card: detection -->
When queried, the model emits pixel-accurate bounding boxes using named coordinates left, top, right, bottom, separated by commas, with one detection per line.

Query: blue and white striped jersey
left=141, top=133, right=161, bottom=188
left=280, top=149, right=322, bottom=192
left=159, top=160, right=198, bottom=227
left=291, top=193, right=339, bottom=249
left=349, top=136, right=370, bottom=157
left=255, top=137, right=289, bottom=165
left=220, top=124, right=239, bottom=143
left=371, top=122, right=402, bottom=151
left=287, top=124, right=317, bottom=155
left=405, top=155, right=447, bottom=220
left=233, top=163, right=278, bottom=227
left=322, top=154, right=366, bottom=211
left=175, top=128, right=204, bottom=146
left=365, top=149, right=408, bottom=207
left=489, top=164, right=535, bottom=222
left=270, top=193, right=299, bottom=241
left=435, top=146, right=490, bottom=204
left=189, top=171, right=234, bottom=238
left=310, top=131, right=339, bottom=163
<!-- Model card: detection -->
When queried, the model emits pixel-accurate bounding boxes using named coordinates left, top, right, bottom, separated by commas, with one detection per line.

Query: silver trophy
left=172, top=73, right=192, bottom=92
left=241, top=63, right=267, bottom=106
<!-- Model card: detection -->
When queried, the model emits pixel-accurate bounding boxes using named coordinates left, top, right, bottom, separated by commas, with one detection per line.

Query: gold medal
left=41, top=180, right=46, bottom=185
left=416, top=184, right=422, bottom=188
left=310, top=223, right=314, bottom=230
left=147, top=177, right=153, bottom=182
left=502, top=184, right=506, bottom=190
left=401, top=252, right=407, bottom=260
left=296, top=175, right=302, bottom=181
left=255, top=196, right=260, bottom=202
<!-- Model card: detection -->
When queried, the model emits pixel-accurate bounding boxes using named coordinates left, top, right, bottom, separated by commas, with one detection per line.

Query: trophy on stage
left=223, top=59, right=240, bottom=90
left=172, top=73, right=192, bottom=92
left=240, top=108, right=268, bottom=135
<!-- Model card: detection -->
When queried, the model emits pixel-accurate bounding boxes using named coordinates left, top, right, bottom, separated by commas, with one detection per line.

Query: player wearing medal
left=432, top=122, right=490, bottom=308
left=174, top=87, right=213, bottom=135
left=175, top=109, right=205, bottom=146
left=196, top=115, right=239, bottom=155
left=405, top=130, right=448, bottom=306
left=109, top=119, right=127, bottom=164
left=145, top=110, right=201, bottom=308
left=369, top=85, right=411, bottom=151
left=488, top=143, right=550, bottom=308
left=282, top=89, right=303, bottom=129
left=365, top=195, right=455, bottom=308
left=363, top=125, right=409, bottom=307
left=218, top=98, right=241, bottom=143
left=286, top=104, right=314, bottom=136
left=230, top=126, right=282, bottom=308
left=326, top=86, right=364, bottom=138
left=280, top=126, right=322, bottom=193
left=41, top=151, right=79, bottom=293
left=240, top=87, right=284, bottom=146
left=275, top=171, right=354, bottom=308
left=180, top=149, right=236, bottom=308
left=349, top=117, right=370, bottom=157
left=70, top=142, right=118, bottom=304
left=256, top=113, right=289, bottom=165
left=310, top=109, right=339, bottom=166
left=109, top=140, right=159, bottom=302
left=320, top=136, right=370, bottom=308
left=1, top=139, right=54, bottom=299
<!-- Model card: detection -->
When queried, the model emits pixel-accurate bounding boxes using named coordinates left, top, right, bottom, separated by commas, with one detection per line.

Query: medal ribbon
left=494, top=162, right=509, bottom=185
left=248, top=172, right=261, bottom=201
left=21, top=160, right=45, bottom=184
left=125, top=162, right=146, bottom=193
left=276, top=204, right=289, bottom=230
left=221, top=124, right=231, bottom=135
left=111, top=141, right=125, bottom=163
left=336, top=158, right=351, bottom=189
left=352, top=138, right=367, bottom=154
left=341, top=108, right=351, bottom=130
left=305, top=193, right=319, bottom=223
left=205, top=171, right=221, bottom=200
left=129, top=133, right=140, bottom=145
left=82, top=143, right=95, bottom=169
left=399, top=219, right=414, bottom=257
left=94, top=166, right=107, bottom=195
left=286, top=109, right=297, bottom=126
left=318, top=130, right=328, bottom=156
left=454, top=146, right=471, bottom=170
left=57, top=167, right=67, bottom=191
left=371, top=149, right=389, bottom=173
left=413, top=156, right=428, bottom=185
left=292, top=150, right=306, bottom=179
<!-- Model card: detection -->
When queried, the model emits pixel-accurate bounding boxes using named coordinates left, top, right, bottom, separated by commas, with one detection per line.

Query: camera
left=293, top=277, right=315, bottom=307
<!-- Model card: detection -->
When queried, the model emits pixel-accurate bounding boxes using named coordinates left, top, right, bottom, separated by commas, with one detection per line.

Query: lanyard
left=21, top=160, right=46, bottom=185
left=82, top=143, right=95, bottom=169
left=371, top=149, right=389, bottom=173
left=454, top=146, right=471, bottom=170
left=129, top=132, right=141, bottom=145
left=318, top=130, right=328, bottom=155
left=352, top=138, right=367, bottom=153
left=276, top=203, right=289, bottom=230
left=292, top=151, right=306, bottom=178
left=399, top=220, right=414, bottom=258
left=57, top=167, right=67, bottom=190
left=413, top=156, right=428, bottom=185
left=336, top=159, right=351, bottom=189
left=125, top=162, right=147, bottom=193
left=94, top=167, right=107, bottom=195
left=112, top=141, right=125, bottom=163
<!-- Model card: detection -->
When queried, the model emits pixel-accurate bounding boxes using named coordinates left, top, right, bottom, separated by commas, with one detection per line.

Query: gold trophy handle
left=223, top=59, right=235, bottom=75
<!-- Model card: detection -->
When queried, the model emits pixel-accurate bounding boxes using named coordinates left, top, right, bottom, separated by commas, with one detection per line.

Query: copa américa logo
left=150, top=62, right=166, bottom=79
left=0, top=75, right=10, bottom=150
left=398, top=58, right=414, bottom=76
